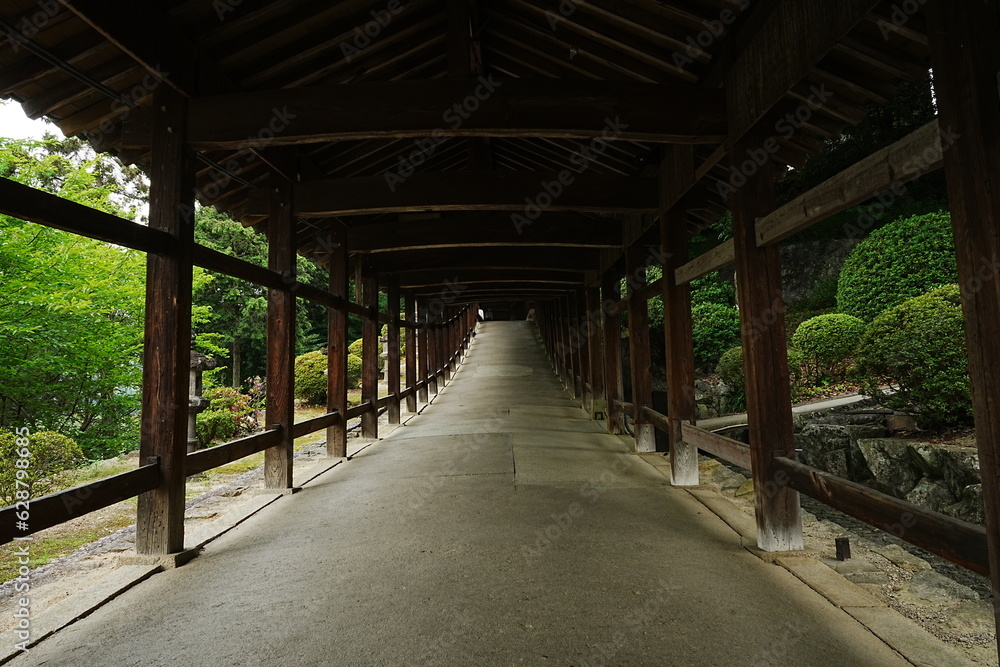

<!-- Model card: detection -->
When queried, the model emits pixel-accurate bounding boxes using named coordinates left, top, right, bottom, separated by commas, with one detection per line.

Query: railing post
left=386, top=274, right=401, bottom=424
left=927, top=1, right=1000, bottom=646
left=405, top=291, right=418, bottom=413
left=327, top=221, right=349, bottom=457
left=585, top=286, right=605, bottom=419
left=427, top=302, right=439, bottom=396
left=265, top=172, right=296, bottom=490
left=577, top=289, right=592, bottom=413
left=601, top=267, right=624, bottom=434
left=136, top=86, right=192, bottom=555
left=731, top=124, right=803, bottom=552
left=360, top=256, right=379, bottom=439
left=625, top=242, right=656, bottom=453
left=418, top=299, right=432, bottom=402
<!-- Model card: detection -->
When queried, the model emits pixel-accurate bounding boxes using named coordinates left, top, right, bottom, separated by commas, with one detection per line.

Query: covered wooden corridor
left=6, top=322, right=921, bottom=665
left=1, top=0, right=1000, bottom=662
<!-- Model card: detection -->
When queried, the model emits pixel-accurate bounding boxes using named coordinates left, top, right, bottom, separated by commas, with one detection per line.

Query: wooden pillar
left=661, top=211, right=698, bottom=483
left=360, top=256, right=378, bottom=439
left=136, top=87, right=192, bottom=555
left=427, top=304, right=439, bottom=395
left=442, top=310, right=453, bottom=382
left=265, top=173, right=296, bottom=489
left=326, top=221, right=349, bottom=457
left=625, top=244, right=656, bottom=453
left=568, top=293, right=582, bottom=399
left=578, top=289, right=593, bottom=413
left=417, top=300, right=431, bottom=403
left=602, top=268, right=624, bottom=434
left=557, top=297, right=570, bottom=389
left=386, top=275, right=401, bottom=424
left=405, top=292, right=418, bottom=413
left=731, top=125, right=803, bottom=552
left=585, top=286, right=605, bottom=419
left=927, top=1, right=1000, bottom=641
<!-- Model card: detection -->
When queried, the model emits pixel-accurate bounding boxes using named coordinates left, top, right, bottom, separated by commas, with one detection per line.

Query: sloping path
left=15, top=322, right=911, bottom=666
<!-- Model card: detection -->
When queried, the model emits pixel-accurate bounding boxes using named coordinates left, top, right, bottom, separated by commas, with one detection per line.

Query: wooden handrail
left=291, top=411, right=341, bottom=438
left=186, top=428, right=282, bottom=477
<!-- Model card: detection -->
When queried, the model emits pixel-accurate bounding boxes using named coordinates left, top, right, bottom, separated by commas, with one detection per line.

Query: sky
left=0, top=100, right=64, bottom=139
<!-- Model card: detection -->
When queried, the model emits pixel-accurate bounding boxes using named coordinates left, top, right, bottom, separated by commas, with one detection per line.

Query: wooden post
left=386, top=275, right=401, bottom=424
left=927, top=0, right=1000, bottom=643
left=326, top=221, right=349, bottom=457
left=661, top=211, right=699, bottom=482
left=427, top=304, right=439, bottom=396
left=360, top=256, right=378, bottom=439
left=731, top=125, right=803, bottom=552
left=136, top=86, right=192, bottom=555
left=569, top=292, right=584, bottom=399
left=558, top=297, right=571, bottom=390
left=265, top=173, right=296, bottom=489
left=625, top=243, right=656, bottom=453
left=442, top=309, right=453, bottom=383
left=417, top=299, right=431, bottom=403
left=585, top=286, right=605, bottom=419
left=405, top=292, right=418, bottom=413
left=602, top=268, right=624, bottom=434
left=578, top=289, right=593, bottom=413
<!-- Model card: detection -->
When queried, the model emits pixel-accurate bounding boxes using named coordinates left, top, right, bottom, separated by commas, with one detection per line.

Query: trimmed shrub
left=791, top=313, right=866, bottom=383
left=692, top=303, right=741, bottom=369
left=854, top=284, right=971, bottom=429
left=294, top=350, right=328, bottom=405
left=348, top=338, right=364, bottom=358
left=716, top=346, right=745, bottom=412
left=0, top=431, right=85, bottom=504
left=196, top=387, right=258, bottom=446
left=347, top=353, right=363, bottom=389
left=691, top=273, right=735, bottom=307
left=837, top=211, right=957, bottom=321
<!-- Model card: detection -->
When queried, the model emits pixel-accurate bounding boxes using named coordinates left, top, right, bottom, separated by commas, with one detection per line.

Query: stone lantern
left=188, top=339, right=217, bottom=453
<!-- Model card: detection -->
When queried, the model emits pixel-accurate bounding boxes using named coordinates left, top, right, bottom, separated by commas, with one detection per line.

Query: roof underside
left=0, top=0, right=932, bottom=304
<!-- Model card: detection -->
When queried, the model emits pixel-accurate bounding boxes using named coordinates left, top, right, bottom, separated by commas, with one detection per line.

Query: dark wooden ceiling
left=0, top=0, right=932, bottom=303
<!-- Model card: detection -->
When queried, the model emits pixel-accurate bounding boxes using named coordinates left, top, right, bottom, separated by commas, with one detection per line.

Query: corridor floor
left=17, top=322, right=912, bottom=666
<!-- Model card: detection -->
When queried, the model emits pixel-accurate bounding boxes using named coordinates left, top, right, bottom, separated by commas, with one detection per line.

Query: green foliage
left=0, top=431, right=85, bottom=505
left=854, top=285, right=972, bottom=430
left=348, top=338, right=364, bottom=358
left=195, top=387, right=258, bottom=447
left=690, top=273, right=735, bottom=307
left=716, top=346, right=745, bottom=412
left=837, top=211, right=957, bottom=321
left=0, top=136, right=147, bottom=458
left=691, top=303, right=741, bottom=369
left=294, top=350, right=328, bottom=406
left=347, top=354, right=363, bottom=389
left=791, top=314, right=866, bottom=384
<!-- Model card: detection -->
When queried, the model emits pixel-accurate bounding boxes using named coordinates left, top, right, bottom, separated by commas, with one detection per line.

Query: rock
left=885, top=414, right=917, bottom=431
left=897, top=570, right=979, bottom=605
left=797, top=424, right=851, bottom=477
left=875, top=544, right=931, bottom=572
left=857, top=439, right=922, bottom=497
left=905, top=477, right=957, bottom=513
left=936, top=600, right=996, bottom=636
left=734, top=479, right=755, bottom=499
left=943, top=484, right=985, bottom=525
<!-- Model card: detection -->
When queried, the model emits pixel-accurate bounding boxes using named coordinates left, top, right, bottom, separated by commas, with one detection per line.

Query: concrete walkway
left=16, top=322, right=913, bottom=666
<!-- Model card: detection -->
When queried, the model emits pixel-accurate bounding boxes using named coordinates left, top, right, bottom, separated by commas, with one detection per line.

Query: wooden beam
left=757, top=119, right=945, bottom=246
left=0, top=177, right=174, bottom=254
left=326, top=221, right=349, bottom=457
left=625, top=241, right=656, bottom=453
left=242, top=171, right=657, bottom=217
left=731, top=125, right=802, bottom=552
left=681, top=423, right=752, bottom=471
left=375, top=246, right=601, bottom=274
left=135, top=87, right=192, bottom=555
left=387, top=275, right=401, bottom=424
left=675, top=239, right=735, bottom=285
left=660, top=146, right=699, bottom=481
left=397, top=268, right=586, bottom=288
left=724, top=0, right=879, bottom=146
left=122, top=80, right=726, bottom=149
left=361, top=256, right=379, bottom=439
left=349, top=213, right=621, bottom=251
left=927, top=0, right=1000, bottom=639
left=265, top=174, right=295, bottom=489
left=187, top=429, right=282, bottom=477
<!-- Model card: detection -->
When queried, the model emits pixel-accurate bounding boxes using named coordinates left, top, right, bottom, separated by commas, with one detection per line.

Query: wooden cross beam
left=241, top=171, right=658, bottom=217
left=119, top=79, right=726, bottom=150
left=373, top=246, right=600, bottom=273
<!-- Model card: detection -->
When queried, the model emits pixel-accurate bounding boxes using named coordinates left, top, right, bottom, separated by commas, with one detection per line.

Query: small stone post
left=188, top=341, right=217, bottom=453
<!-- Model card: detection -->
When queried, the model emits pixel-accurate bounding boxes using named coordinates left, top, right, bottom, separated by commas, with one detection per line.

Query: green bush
left=692, top=303, right=741, bottom=369
left=348, top=338, right=364, bottom=358
left=837, top=211, right=957, bottom=321
left=854, top=284, right=972, bottom=429
left=347, top=353, right=363, bottom=389
left=0, top=431, right=85, bottom=504
left=691, top=273, right=735, bottom=307
left=294, top=350, right=328, bottom=405
left=195, top=387, right=258, bottom=446
left=716, top=346, right=745, bottom=412
left=791, top=313, right=866, bottom=383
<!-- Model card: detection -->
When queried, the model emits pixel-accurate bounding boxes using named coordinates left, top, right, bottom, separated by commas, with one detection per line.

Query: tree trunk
left=232, top=338, right=241, bottom=389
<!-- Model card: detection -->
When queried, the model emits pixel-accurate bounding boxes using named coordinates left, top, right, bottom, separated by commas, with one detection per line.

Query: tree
left=0, top=135, right=148, bottom=458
